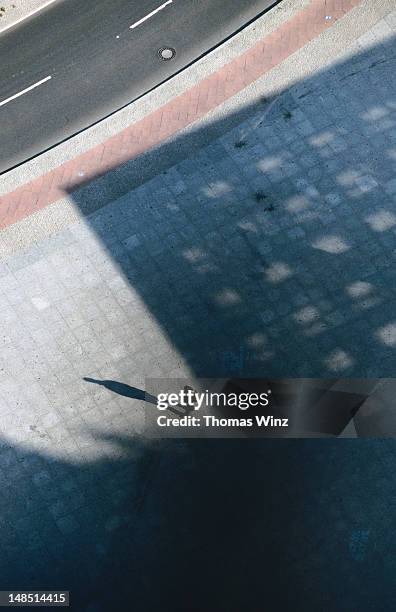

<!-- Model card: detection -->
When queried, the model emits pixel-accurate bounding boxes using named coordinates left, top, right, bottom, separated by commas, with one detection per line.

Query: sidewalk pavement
left=0, top=0, right=55, bottom=34
left=0, top=1, right=395, bottom=609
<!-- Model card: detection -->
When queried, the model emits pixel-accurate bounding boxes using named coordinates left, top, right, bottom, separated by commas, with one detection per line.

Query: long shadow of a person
left=84, top=377, right=156, bottom=403
left=83, top=378, right=193, bottom=416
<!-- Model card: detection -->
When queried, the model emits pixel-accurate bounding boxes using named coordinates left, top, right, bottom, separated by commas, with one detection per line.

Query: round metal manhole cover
left=158, top=47, right=176, bottom=61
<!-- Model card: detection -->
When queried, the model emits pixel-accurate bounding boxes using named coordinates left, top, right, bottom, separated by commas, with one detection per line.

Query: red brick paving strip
left=0, top=0, right=361, bottom=230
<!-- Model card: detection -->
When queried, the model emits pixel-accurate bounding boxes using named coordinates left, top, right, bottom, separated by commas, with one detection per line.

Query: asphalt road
left=0, top=0, right=278, bottom=174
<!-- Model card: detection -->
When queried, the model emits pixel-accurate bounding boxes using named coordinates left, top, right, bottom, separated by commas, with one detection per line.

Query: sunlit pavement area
left=0, top=3, right=396, bottom=611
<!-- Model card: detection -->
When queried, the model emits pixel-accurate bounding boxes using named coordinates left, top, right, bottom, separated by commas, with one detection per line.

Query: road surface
left=0, top=0, right=279, bottom=174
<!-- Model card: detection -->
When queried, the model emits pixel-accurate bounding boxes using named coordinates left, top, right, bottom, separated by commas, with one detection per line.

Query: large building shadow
left=68, top=34, right=396, bottom=378
left=61, top=33, right=396, bottom=609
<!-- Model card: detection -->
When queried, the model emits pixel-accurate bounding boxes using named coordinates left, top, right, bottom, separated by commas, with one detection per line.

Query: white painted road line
left=0, top=75, right=52, bottom=108
left=130, top=0, right=173, bottom=30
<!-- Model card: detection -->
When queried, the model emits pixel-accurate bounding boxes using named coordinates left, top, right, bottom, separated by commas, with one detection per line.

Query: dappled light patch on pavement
left=312, top=235, right=351, bottom=254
